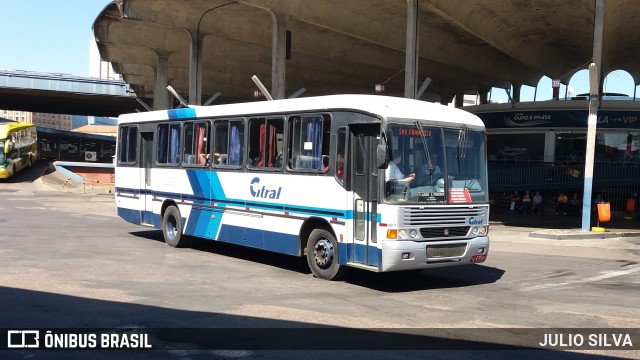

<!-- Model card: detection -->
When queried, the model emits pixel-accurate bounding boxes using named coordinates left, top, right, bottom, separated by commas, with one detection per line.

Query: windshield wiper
left=414, top=120, right=432, bottom=172
left=457, top=125, right=469, bottom=159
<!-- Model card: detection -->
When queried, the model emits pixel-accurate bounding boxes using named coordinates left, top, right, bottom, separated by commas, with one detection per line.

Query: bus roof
left=0, top=121, right=35, bottom=137
left=118, top=94, right=485, bottom=128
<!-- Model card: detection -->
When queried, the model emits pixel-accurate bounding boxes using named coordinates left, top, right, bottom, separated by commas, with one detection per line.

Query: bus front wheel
left=306, top=229, right=346, bottom=281
left=162, top=205, right=189, bottom=248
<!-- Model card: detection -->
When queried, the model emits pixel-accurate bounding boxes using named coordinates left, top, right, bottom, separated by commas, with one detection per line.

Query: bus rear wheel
left=306, top=228, right=346, bottom=281
left=162, top=205, right=189, bottom=248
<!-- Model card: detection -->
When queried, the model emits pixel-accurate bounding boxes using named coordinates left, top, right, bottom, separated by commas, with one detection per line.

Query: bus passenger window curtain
left=258, top=123, right=277, bottom=167
left=170, top=126, right=180, bottom=164
left=196, top=124, right=205, bottom=164
left=229, top=123, right=240, bottom=166
left=305, top=118, right=321, bottom=169
left=158, top=125, right=167, bottom=163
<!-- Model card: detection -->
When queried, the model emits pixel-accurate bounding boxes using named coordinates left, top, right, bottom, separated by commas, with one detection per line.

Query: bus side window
left=248, top=117, right=284, bottom=170
left=183, top=121, right=209, bottom=166
left=158, top=123, right=181, bottom=165
left=287, top=114, right=330, bottom=172
left=336, top=127, right=346, bottom=184
left=118, top=125, right=138, bottom=164
left=213, top=119, right=244, bottom=167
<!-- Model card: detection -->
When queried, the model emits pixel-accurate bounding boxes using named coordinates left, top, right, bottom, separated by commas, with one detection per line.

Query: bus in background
left=0, top=121, right=37, bottom=179
left=114, top=95, right=489, bottom=280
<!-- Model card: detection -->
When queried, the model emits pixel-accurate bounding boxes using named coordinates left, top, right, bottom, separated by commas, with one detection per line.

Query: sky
left=0, top=1, right=636, bottom=101
left=0, top=1, right=112, bottom=76
left=490, top=70, right=639, bottom=103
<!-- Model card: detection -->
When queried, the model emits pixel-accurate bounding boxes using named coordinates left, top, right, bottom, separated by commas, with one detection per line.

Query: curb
left=528, top=229, right=640, bottom=240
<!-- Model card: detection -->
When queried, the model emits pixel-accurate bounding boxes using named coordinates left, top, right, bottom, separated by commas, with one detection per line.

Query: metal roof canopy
left=93, top=0, right=640, bottom=110
left=0, top=70, right=139, bottom=117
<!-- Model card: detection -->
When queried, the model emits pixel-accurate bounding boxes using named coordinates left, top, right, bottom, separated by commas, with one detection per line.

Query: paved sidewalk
left=488, top=212, right=640, bottom=262
left=490, top=211, right=640, bottom=239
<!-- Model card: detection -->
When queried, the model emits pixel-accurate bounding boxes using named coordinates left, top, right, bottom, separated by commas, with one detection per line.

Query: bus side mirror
left=376, top=144, right=388, bottom=169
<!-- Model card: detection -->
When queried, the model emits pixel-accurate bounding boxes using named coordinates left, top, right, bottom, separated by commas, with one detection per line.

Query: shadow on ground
left=0, top=287, right=629, bottom=359
left=130, top=230, right=505, bottom=292
left=0, top=159, right=49, bottom=184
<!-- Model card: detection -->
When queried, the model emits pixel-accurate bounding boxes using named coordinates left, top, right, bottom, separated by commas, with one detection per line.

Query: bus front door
left=349, top=124, right=379, bottom=268
left=140, top=132, right=154, bottom=226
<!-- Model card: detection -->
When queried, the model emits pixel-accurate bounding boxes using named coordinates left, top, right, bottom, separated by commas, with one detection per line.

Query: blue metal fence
left=489, top=163, right=640, bottom=212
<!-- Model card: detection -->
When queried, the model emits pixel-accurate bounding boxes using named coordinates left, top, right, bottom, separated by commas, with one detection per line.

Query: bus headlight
left=479, top=226, right=488, bottom=235
left=471, top=227, right=479, bottom=236
left=387, top=229, right=420, bottom=240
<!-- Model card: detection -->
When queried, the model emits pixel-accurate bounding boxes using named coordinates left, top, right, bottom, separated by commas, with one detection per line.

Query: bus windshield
left=384, top=123, right=488, bottom=204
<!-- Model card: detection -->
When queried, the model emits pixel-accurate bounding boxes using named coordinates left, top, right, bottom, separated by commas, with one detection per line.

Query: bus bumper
left=0, top=166, right=8, bottom=178
left=380, top=236, right=489, bottom=272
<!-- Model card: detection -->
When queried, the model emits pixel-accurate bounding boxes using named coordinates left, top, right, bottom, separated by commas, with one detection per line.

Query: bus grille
left=420, top=226, right=469, bottom=238
left=401, top=206, right=486, bottom=226
left=426, top=243, right=467, bottom=258
left=401, top=205, right=487, bottom=241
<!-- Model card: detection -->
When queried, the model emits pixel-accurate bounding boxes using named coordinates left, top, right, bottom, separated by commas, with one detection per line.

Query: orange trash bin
left=597, top=202, right=611, bottom=222
left=626, top=199, right=636, bottom=213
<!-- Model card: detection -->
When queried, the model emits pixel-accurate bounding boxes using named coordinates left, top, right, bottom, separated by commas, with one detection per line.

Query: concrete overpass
left=92, top=0, right=640, bottom=110
left=0, top=70, right=140, bottom=117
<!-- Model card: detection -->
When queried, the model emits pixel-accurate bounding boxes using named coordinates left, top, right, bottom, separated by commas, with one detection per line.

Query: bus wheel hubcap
left=314, top=238, right=334, bottom=269
left=167, top=217, right=177, bottom=238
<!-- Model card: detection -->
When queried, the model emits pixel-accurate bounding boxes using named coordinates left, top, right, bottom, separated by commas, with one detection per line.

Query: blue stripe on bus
left=168, top=108, right=196, bottom=120
left=118, top=205, right=381, bottom=268
left=215, top=224, right=299, bottom=256
left=116, top=187, right=379, bottom=224
left=117, top=186, right=364, bottom=221
left=339, top=243, right=381, bottom=269
left=118, top=207, right=141, bottom=224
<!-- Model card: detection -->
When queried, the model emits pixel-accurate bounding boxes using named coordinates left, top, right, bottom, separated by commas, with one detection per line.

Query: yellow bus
left=0, top=122, right=38, bottom=179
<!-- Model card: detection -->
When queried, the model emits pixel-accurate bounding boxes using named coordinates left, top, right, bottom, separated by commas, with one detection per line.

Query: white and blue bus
left=115, top=95, right=490, bottom=280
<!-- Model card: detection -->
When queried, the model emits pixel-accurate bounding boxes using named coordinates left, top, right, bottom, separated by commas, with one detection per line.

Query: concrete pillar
left=188, top=31, right=204, bottom=105
left=271, top=12, right=287, bottom=100
left=404, top=0, right=419, bottom=99
left=478, top=87, right=490, bottom=104
left=153, top=50, right=171, bottom=110
left=440, top=93, right=454, bottom=106
left=582, top=0, right=605, bottom=231
left=512, top=83, right=521, bottom=103
left=454, top=92, right=464, bottom=107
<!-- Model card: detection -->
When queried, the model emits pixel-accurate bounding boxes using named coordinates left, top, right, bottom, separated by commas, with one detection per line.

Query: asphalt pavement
left=8, top=160, right=640, bottom=263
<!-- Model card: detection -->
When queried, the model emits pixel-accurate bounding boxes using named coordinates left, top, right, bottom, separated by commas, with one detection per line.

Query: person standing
left=532, top=191, right=543, bottom=215
left=521, top=190, right=532, bottom=215
left=509, top=190, right=521, bottom=214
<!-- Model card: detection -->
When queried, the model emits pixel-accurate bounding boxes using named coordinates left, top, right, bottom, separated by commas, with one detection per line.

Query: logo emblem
left=443, top=228, right=449, bottom=236
left=7, top=330, right=39, bottom=348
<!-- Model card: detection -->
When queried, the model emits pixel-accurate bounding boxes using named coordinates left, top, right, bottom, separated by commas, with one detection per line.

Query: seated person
left=386, top=151, right=415, bottom=183
left=555, top=192, right=568, bottom=215
left=509, top=190, right=521, bottom=214
left=198, top=152, right=209, bottom=165
left=385, top=151, right=414, bottom=196
left=416, top=153, right=441, bottom=185
left=336, top=154, right=344, bottom=182
left=531, top=191, right=543, bottom=215
left=521, top=190, right=532, bottom=215
left=322, top=155, right=330, bottom=172
left=568, top=193, right=581, bottom=215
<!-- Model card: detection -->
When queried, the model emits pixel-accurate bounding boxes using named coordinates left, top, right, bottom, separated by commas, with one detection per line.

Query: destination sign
left=418, top=192, right=445, bottom=203
left=397, top=128, right=432, bottom=137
